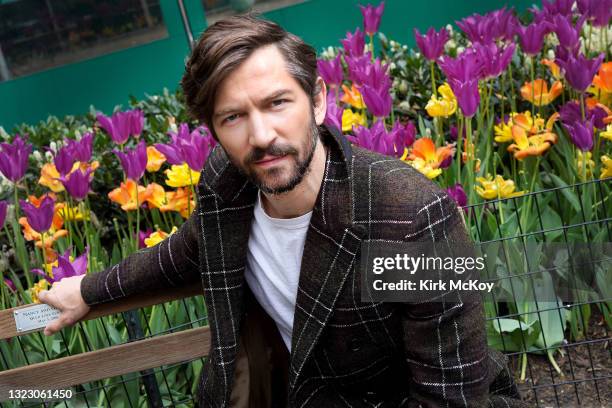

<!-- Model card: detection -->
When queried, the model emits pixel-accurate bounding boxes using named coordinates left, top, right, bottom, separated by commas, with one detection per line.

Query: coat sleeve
left=80, top=210, right=201, bottom=306
left=400, top=192, right=489, bottom=407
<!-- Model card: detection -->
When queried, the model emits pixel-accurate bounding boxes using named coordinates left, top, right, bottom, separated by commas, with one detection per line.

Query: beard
left=237, top=117, right=321, bottom=195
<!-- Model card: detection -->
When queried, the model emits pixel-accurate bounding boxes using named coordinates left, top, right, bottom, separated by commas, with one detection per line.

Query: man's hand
left=37, top=275, right=90, bottom=336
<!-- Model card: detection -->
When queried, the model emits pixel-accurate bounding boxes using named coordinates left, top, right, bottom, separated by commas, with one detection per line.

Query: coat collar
left=197, top=125, right=367, bottom=401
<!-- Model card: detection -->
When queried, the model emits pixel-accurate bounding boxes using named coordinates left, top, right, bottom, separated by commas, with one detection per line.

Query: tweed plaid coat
left=81, top=125, right=525, bottom=407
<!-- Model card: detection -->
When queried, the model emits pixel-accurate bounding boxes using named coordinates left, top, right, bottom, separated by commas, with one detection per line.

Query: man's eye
left=223, top=114, right=239, bottom=123
left=272, top=99, right=287, bottom=107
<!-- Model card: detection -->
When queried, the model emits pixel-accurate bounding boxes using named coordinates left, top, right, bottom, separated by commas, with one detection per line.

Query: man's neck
left=260, top=141, right=327, bottom=219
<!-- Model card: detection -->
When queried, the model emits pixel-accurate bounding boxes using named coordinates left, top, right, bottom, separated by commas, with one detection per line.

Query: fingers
left=38, top=289, right=63, bottom=336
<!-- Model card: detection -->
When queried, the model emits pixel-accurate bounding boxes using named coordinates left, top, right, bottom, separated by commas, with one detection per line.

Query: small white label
left=14, top=304, right=61, bottom=333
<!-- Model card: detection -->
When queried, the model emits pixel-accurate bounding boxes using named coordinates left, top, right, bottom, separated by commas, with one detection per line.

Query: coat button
left=349, top=338, right=361, bottom=352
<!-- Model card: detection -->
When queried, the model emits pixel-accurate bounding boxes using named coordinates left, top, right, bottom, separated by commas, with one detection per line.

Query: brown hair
left=181, top=14, right=319, bottom=138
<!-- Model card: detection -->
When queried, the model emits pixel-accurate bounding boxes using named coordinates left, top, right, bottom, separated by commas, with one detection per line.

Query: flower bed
left=0, top=0, right=610, bottom=405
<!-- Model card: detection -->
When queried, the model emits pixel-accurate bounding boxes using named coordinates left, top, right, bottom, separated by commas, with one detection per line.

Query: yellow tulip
left=475, top=175, right=527, bottom=200
left=341, top=109, right=367, bottom=132
left=165, top=163, right=201, bottom=188
left=145, top=226, right=178, bottom=248
left=425, top=83, right=457, bottom=117
left=58, top=203, right=90, bottom=222
left=601, top=124, right=612, bottom=142
left=600, top=155, right=612, bottom=179
left=405, top=157, right=442, bottom=179
left=39, top=163, right=65, bottom=193
left=30, top=279, right=50, bottom=303
left=576, top=151, right=596, bottom=180
left=146, top=146, right=166, bottom=172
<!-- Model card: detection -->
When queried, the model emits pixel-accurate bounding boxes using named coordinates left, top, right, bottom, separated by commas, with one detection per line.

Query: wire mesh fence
left=1, top=178, right=610, bottom=407
left=465, top=177, right=611, bottom=407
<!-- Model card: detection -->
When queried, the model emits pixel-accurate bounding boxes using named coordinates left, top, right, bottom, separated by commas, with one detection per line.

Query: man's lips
left=254, top=155, right=287, bottom=166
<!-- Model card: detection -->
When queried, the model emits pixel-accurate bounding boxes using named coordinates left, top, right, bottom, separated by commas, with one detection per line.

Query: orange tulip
left=593, top=61, right=612, bottom=93
left=144, top=182, right=168, bottom=209
left=409, top=138, right=454, bottom=165
left=162, top=188, right=195, bottom=218
left=108, top=179, right=149, bottom=211
left=146, top=146, right=166, bottom=172
left=541, top=59, right=561, bottom=79
left=341, top=84, right=365, bottom=109
left=507, top=113, right=559, bottom=160
left=520, top=79, right=563, bottom=106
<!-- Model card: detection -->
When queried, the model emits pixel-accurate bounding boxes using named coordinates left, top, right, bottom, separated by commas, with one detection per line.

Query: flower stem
left=530, top=57, right=535, bottom=118
left=430, top=61, right=437, bottom=98
left=508, top=63, right=517, bottom=113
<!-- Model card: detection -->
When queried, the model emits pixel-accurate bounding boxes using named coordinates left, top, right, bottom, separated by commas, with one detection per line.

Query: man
left=39, top=15, right=525, bottom=408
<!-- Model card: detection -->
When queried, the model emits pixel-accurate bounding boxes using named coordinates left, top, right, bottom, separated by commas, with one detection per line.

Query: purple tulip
left=563, top=118, right=595, bottom=151
left=113, top=140, right=148, bottom=181
left=32, top=247, right=89, bottom=284
left=0, top=134, right=32, bottom=183
left=341, top=28, right=366, bottom=57
left=65, top=133, right=94, bottom=162
left=345, top=53, right=373, bottom=85
left=438, top=49, right=483, bottom=83
left=60, top=168, right=93, bottom=201
left=3, top=278, right=16, bottom=292
left=473, top=42, right=516, bottom=79
left=156, top=124, right=216, bottom=171
left=130, top=109, right=144, bottom=137
left=456, top=13, right=497, bottom=44
left=359, top=2, right=385, bottom=35
left=557, top=52, right=605, bottom=93
left=559, top=101, right=608, bottom=130
left=182, top=126, right=216, bottom=171
left=516, top=21, right=551, bottom=56
left=0, top=200, right=7, bottom=229
left=491, top=8, right=519, bottom=42
left=448, top=79, right=480, bottom=118
left=541, top=0, right=574, bottom=18
left=347, top=120, right=395, bottom=156
left=360, top=83, right=392, bottom=118
left=317, top=55, right=344, bottom=87
left=577, top=0, right=612, bottom=27
left=447, top=183, right=467, bottom=207
left=97, top=109, right=143, bottom=145
left=20, top=196, right=55, bottom=234
left=324, top=92, right=343, bottom=132
left=553, top=14, right=586, bottom=51
left=53, top=147, right=75, bottom=176
left=389, top=120, right=416, bottom=155
left=413, top=27, right=449, bottom=61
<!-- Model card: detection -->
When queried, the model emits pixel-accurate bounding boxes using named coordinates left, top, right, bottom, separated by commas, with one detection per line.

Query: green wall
left=0, top=0, right=537, bottom=131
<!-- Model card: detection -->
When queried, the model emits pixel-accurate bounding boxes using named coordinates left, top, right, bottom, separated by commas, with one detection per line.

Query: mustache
left=245, top=143, right=299, bottom=165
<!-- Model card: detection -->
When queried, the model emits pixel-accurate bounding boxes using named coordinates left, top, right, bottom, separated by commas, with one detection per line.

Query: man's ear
left=313, top=77, right=327, bottom=126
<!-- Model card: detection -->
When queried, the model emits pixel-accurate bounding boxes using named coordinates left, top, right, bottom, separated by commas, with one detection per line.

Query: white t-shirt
left=244, top=191, right=312, bottom=352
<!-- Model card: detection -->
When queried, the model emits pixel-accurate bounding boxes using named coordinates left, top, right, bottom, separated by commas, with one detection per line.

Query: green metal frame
left=0, top=0, right=537, bottom=131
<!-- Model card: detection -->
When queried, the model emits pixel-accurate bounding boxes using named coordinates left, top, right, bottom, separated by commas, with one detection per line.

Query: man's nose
left=247, top=112, right=276, bottom=149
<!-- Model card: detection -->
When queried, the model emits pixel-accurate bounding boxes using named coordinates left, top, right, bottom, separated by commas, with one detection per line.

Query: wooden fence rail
left=0, top=285, right=209, bottom=401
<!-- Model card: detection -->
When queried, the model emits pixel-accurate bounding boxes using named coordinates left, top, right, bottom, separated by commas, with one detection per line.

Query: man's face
left=212, top=45, right=326, bottom=194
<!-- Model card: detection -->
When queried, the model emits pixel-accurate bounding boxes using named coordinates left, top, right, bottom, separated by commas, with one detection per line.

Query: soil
left=509, top=308, right=611, bottom=408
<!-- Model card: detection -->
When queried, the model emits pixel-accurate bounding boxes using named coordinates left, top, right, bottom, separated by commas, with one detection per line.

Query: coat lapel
left=197, top=145, right=257, bottom=405
left=288, top=127, right=367, bottom=393
left=197, top=126, right=366, bottom=402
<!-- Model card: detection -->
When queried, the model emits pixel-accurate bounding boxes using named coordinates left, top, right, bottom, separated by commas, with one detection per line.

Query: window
left=203, top=0, right=308, bottom=25
left=0, top=0, right=168, bottom=82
